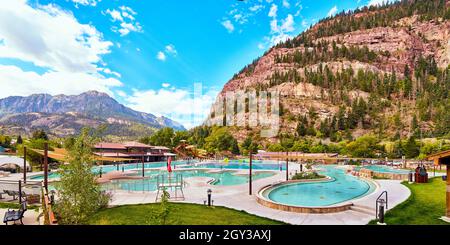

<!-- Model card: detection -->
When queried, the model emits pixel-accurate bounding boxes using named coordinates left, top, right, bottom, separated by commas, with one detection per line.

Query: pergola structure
left=427, top=149, right=450, bottom=222
left=27, top=145, right=139, bottom=191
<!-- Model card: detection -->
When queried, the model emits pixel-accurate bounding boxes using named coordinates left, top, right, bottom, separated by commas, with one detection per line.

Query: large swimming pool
left=29, top=160, right=194, bottom=180
left=262, top=165, right=375, bottom=207
left=355, top=165, right=412, bottom=174
left=181, top=160, right=287, bottom=170
left=30, top=160, right=278, bottom=190
left=102, top=170, right=275, bottom=191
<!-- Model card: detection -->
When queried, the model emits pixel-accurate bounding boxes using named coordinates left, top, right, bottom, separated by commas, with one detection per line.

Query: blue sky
left=0, top=0, right=392, bottom=128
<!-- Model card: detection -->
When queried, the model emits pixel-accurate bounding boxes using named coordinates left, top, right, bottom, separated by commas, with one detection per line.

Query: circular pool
left=258, top=165, right=376, bottom=213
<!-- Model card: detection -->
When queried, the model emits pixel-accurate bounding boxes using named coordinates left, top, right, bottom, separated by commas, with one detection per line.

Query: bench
left=3, top=202, right=27, bottom=225
left=3, top=190, right=26, bottom=201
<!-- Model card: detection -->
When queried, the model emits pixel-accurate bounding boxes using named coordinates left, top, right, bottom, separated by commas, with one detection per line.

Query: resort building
left=94, top=141, right=175, bottom=163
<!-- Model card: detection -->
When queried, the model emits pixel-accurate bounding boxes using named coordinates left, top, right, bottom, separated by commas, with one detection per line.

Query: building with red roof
left=94, top=141, right=173, bottom=163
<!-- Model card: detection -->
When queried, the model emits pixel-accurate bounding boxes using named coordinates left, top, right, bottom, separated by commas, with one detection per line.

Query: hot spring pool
left=261, top=165, right=375, bottom=207
left=102, top=169, right=275, bottom=191
left=32, top=160, right=278, bottom=192
left=355, top=165, right=412, bottom=174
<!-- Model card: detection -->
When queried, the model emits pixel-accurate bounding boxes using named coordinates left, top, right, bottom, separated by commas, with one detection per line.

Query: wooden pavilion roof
left=30, top=148, right=135, bottom=162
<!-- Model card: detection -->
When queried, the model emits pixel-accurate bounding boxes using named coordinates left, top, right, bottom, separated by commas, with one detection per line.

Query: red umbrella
left=167, top=156, right=172, bottom=173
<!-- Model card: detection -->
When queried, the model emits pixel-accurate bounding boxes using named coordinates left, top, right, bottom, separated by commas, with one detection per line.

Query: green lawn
left=87, top=203, right=286, bottom=225
left=369, top=177, right=449, bottom=225
left=0, top=202, right=40, bottom=211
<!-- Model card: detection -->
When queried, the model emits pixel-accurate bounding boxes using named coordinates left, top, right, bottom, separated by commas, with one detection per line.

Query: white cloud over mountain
left=327, top=6, right=338, bottom=17
left=123, top=85, right=219, bottom=129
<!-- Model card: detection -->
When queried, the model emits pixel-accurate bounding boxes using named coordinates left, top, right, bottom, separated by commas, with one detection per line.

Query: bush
left=291, top=171, right=325, bottom=180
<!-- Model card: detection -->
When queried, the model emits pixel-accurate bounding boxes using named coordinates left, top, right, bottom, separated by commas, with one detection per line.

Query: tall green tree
left=403, top=136, right=420, bottom=159
left=54, top=128, right=110, bottom=224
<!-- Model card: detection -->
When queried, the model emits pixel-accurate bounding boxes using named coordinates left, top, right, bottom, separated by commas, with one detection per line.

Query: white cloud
left=0, top=65, right=122, bottom=98
left=249, top=5, right=264, bottom=12
left=105, top=9, right=123, bottom=22
left=280, top=14, right=295, bottom=32
left=70, top=0, right=100, bottom=7
left=165, top=44, right=177, bottom=56
left=327, top=6, right=338, bottom=17
left=104, top=6, right=142, bottom=36
left=0, top=1, right=112, bottom=73
left=282, top=0, right=290, bottom=8
left=221, top=20, right=235, bottom=33
left=268, top=4, right=278, bottom=18
left=0, top=0, right=122, bottom=98
left=267, top=13, right=296, bottom=46
left=123, top=86, right=219, bottom=129
left=115, top=90, right=127, bottom=97
left=156, top=51, right=166, bottom=61
left=101, top=68, right=121, bottom=78
left=368, top=0, right=399, bottom=6
left=162, top=83, right=170, bottom=88
left=301, top=19, right=308, bottom=28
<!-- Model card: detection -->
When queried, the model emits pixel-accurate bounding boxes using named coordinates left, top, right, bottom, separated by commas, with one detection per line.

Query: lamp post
left=286, top=151, right=289, bottom=181
left=249, top=152, right=253, bottom=195
left=99, top=166, right=103, bottom=178
left=142, top=156, right=145, bottom=178
left=23, top=147, right=27, bottom=184
left=44, top=142, right=48, bottom=192
left=207, top=189, right=212, bottom=206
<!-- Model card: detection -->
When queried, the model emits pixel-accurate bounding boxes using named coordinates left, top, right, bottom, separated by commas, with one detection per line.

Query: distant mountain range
left=0, top=91, right=185, bottom=138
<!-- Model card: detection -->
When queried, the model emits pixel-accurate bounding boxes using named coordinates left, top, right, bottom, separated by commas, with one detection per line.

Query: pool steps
left=350, top=204, right=375, bottom=216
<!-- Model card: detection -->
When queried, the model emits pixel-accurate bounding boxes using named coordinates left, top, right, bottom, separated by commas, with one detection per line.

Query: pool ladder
left=375, top=191, right=388, bottom=219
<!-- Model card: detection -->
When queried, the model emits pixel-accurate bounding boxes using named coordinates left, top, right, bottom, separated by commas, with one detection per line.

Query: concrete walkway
left=108, top=167, right=412, bottom=225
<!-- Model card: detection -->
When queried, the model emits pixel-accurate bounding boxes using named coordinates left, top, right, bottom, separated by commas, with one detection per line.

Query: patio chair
left=3, top=202, right=27, bottom=225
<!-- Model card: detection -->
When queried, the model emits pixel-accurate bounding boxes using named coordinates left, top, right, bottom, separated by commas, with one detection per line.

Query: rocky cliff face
left=0, top=91, right=185, bottom=137
left=211, top=0, right=450, bottom=142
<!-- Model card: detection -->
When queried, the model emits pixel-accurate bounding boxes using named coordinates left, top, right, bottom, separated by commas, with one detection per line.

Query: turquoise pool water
left=102, top=170, right=275, bottom=191
left=29, top=160, right=194, bottom=180
left=180, top=160, right=287, bottom=170
left=263, top=165, right=375, bottom=207
left=355, top=165, right=411, bottom=174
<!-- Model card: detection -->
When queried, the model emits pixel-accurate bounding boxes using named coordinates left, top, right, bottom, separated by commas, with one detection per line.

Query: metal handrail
left=375, top=191, right=388, bottom=219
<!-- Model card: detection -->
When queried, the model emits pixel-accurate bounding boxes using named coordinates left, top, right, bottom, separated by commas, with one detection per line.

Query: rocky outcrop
left=211, top=1, right=450, bottom=140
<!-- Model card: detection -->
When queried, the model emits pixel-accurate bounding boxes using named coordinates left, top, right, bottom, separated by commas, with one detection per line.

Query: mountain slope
left=209, top=0, right=450, bottom=142
left=0, top=91, right=185, bottom=137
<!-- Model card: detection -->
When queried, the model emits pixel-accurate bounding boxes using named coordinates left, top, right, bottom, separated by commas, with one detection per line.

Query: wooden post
left=44, top=142, right=48, bottom=192
left=286, top=151, right=289, bottom=181
left=18, top=180, right=22, bottom=204
left=142, top=156, right=145, bottom=178
left=23, top=147, right=27, bottom=184
left=447, top=165, right=450, bottom=218
left=249, top=152, right=252, bottom=195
